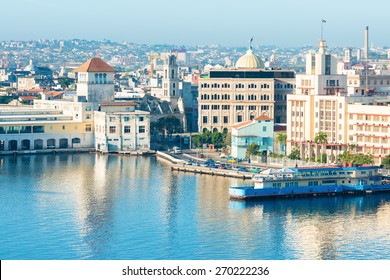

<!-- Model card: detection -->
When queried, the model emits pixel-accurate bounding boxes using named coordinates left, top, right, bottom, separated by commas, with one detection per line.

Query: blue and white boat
left=229, top=165, right=390, bottom=200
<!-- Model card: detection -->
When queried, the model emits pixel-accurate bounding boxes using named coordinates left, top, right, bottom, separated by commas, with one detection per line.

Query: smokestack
left=364, top=26, right=369, bottom=59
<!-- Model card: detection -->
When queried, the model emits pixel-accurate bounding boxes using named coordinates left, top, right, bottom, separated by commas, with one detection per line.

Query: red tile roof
left=73, top=57, right=116, bottom=73
left=19, top=96, right=36, bottom=101
left=254, top=115, right=273, bottom=121
left=232, top=115, right=273, bottom=129
left=231, top=120, right=252, bottom=129
left=44, top=91, right=63, bottom=98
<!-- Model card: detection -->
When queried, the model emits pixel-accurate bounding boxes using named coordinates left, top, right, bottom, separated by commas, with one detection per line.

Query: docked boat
left=229, top=165, right=390, bottom=200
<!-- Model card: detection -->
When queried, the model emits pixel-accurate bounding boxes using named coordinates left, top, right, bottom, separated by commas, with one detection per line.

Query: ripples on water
left=0, top=154, right=390, bottom=260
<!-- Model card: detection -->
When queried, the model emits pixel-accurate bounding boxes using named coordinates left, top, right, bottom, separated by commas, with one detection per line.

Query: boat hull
left=229, top=184, right=390, bottom=200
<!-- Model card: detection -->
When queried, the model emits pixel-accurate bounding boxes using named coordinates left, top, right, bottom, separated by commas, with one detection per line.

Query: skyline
left=1, top=0, right=390, bottom=48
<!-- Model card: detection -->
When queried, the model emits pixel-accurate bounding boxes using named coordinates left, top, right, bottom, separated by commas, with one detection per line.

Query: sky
left=1, top=0, right=390, bottom=48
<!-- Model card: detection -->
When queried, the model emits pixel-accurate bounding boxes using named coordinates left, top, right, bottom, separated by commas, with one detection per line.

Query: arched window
left=103, top=73, right=107, bottom=84
left=95, top=73, right=98, bottom=83
left=99, top=73, right=103, bottom=84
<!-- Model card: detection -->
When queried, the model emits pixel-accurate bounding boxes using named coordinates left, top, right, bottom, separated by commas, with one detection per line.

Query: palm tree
left=314, top=131, right=328, bottom=163
left=275, top=132, right=287, bottom=156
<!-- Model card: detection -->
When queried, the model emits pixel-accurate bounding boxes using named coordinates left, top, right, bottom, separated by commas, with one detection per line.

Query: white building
left=73, top=57, right=116, bottom=103
left=94, top=102, right=150, bottom=153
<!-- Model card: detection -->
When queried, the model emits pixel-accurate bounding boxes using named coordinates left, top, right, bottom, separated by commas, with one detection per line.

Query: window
left=85, top=124, right=92, bottom=132
left=249, top=105, right=256, bottom=110
left=124, top=126, right=131, bottom=133
left=139, top=126, right=145, bottom=133
left=223, top=116, right=228, bottom=123
left=263, top=127, right=267, bottom=132
left=237, top=115, right=242, bottom=122
left=203, top=116, right=208, bottom=124
left=213, top=116, right=218, bottom=123
left=139, top=116, right=144, bottom=122
left=124, top=117, right=130, bottom=122
left=222, top=105, right=230, bottom=110
left=33, top=126, right=44, bottom=133
left=109, top=126, right=116, bottom=133
left=62, top=125, right=66, bottom=130
left=109, top=117, right=115, bottom=122
left=86, top=114, right=91, bottom=119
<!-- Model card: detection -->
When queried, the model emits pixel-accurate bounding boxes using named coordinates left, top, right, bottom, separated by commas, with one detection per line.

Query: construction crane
left=148, top=54, right=161, bottom=78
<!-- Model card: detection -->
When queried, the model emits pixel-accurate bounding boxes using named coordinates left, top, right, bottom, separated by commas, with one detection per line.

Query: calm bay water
left=1, top=153, right=390, bottom=260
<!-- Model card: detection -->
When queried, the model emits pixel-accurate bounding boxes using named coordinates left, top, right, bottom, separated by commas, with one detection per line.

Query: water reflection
left=1, top=154, right=390, bottom=260
left=229, top=195, right=390, bottom=259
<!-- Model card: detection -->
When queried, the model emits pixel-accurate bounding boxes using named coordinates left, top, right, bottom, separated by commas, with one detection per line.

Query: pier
left=171, top=164, right=252, bottom=179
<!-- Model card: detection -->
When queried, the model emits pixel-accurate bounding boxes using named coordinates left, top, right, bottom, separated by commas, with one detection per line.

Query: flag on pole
left=322, top=19, right=327, bottom=23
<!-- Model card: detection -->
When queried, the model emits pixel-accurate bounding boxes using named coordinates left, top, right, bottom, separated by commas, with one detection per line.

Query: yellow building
left=0, top=99, right=94, bottom=152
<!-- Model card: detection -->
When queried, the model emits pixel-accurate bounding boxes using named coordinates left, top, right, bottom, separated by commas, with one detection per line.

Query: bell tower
left=161, top=55, right=180, bottom=108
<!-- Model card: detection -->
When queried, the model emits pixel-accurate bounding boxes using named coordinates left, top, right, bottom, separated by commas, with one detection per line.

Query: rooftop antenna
left=365, top=26, right=369, bottom=96
left=249, top=37, right=254, bottom=50
left=321, top=19, right=326, bottom=41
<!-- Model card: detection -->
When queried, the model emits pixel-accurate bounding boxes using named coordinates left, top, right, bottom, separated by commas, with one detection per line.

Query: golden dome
left=235, top=49, right=264, bottom=69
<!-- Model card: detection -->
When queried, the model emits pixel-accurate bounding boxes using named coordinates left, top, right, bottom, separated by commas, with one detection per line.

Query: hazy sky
left=2, top=0, right=389, bottom=48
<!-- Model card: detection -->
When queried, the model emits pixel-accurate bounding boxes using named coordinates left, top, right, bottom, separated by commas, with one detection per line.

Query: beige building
left=198, top=47, right=295, bottom=133
left=287, top=40, right=390, bottom=164
left=0, top=99, right=95, bottom=152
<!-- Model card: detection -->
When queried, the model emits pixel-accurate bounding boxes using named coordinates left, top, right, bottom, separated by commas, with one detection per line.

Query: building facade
left=94, top=102, right=150, bottom=153
left=231, top=115, right=274, bottom=159
left=0, top=99, right=95, bottom=152
left=287, top=40, right=390, bottom=164
left=198, top=48, right=295, bottom=133
left=73, top=57, right=116, bottom=103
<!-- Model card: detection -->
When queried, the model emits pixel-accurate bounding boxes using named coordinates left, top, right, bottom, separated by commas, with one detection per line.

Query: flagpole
left=321, top=20, right=323, bottom=41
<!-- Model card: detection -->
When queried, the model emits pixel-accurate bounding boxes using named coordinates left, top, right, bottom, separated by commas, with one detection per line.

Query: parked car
left=205, top=159, right=214, bottom=165
left=209, top=163, right=218, bottom=168
left=200, top=162, right=209, bottom=167
left=250, top=167, right=262, bottom=173
left=185, top=159, right=193, bottom=165
left=238, top=167, right=248, bottom=172
left=192, top=161, right=200, bottom=166
left=232, top=166, right=240, bottom=171
left=218, top=164, right=227, bottom=169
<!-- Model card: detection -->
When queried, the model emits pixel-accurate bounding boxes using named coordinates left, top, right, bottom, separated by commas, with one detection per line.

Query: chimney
left=364, top=26, right=369, bottom=59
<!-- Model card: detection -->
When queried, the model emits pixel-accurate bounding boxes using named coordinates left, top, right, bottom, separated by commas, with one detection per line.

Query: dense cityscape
left=2, top=3, right=390, bottom=266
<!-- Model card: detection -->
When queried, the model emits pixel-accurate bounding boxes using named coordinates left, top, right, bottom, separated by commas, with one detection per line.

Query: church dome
left=235, top=49, right=264, bottom=69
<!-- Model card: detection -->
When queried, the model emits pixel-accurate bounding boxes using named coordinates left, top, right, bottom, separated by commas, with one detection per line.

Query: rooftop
left=73, top=57, right=116, bottom=73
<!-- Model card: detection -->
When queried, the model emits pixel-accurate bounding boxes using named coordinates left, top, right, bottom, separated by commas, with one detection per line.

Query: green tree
left=5, top=87, right=16, bottom=94
left=155, top=115, right=182, bottom=138
left=314, top=131, right=327, bottom=161
left=246, top=142, right=260, bottom=156
left=224, top=132, right=231, bottom=147
left=275, top=132, right=287, bottom=155
left=288, top=148, right=301, bottom=160
left=354, top=153, right=374, bottom=165
left=338, top=150, right=354, bottom=163
left=382, top=155, right=390, bottom=169
left=317, top=153, right=327, bottom=163
left=59, top=77, right=71, bottom=89
left=191, top=134, right=202, bottom=148
left=211, top=131, right=224, bottom=148
left=314, top=131, right=328, bottom=144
